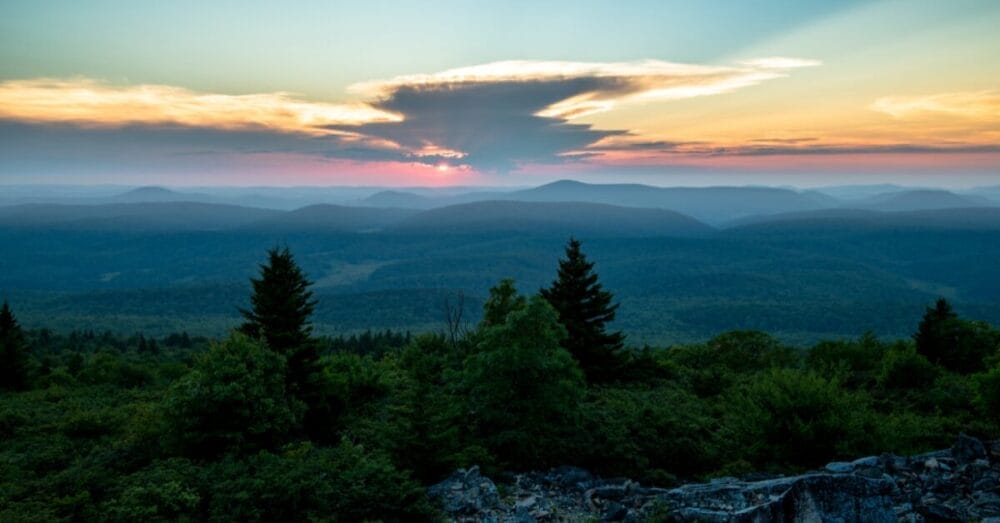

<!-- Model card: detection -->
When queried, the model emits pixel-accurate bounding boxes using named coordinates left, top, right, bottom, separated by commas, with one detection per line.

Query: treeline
left=1, top=241, right=999, bottom=521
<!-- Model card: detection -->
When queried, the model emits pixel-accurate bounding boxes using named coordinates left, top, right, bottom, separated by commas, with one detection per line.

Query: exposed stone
left=429, top=436, right=1000, bottom=522
left=427, top=466, right=500, bottom=517
left=825, top=461, right=854, bottom=474
left=953, top=432, right=988, bottom=465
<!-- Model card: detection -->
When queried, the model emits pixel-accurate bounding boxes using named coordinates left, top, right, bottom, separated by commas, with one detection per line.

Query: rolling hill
left=729, top=207, right=1000, bottom=233
left=244, top=204, right=418, bottom=232
left=388, top=200, right=714, bottom=237
left=0, top=202, right=281, bottom=231
left=846, top=189, right=991, bottom=212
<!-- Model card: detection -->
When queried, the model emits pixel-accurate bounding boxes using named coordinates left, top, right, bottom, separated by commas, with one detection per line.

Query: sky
left=1, top=0, right=998, bottom=187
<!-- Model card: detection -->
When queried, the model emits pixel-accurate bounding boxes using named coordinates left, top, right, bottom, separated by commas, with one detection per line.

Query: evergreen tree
left=0, top=300, right=30, bottom=391
left=541, top=238, right=625, bottom=382
left=913, top=298, right=996, bottom=374
left=239, top=247, right=322, bottom=410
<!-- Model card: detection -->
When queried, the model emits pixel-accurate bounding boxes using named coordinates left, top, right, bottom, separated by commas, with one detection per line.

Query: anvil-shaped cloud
left=0, top=58, right=819, bottom=172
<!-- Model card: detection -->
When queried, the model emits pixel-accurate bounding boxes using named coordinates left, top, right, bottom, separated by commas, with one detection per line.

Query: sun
left=435, top=163, right=450, bottom=172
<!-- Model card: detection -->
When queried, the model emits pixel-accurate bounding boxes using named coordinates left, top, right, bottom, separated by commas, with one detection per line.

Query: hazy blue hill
left=0, top=202, right=280, bottom=231
left=500, top=180, right=835, bottom=224
left=360, top=190, right=437, bottom=209
left=359, top=189, right=510, bottom=209
left=112, top=186, right=216, bottom=203
left=848, top=189, right=990, bottom=212
left=810, top=184, right=911, bottom=200
left=729, top=207, right=1000, bottom=232
left=725, top=208, right=883, bottom=229
left=388, top=200, right=714, bottom=237
left=963, top=185, right=1000, bottom=203
left=244, top=204, right=418, bottom=232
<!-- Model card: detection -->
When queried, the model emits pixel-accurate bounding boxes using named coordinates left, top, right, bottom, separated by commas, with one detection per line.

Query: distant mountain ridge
left=245, top=204, right=419, bottom=232
left=362, top=180, right=841, bottom=224
left=0, top=202, right=280, bottom=231
left=2, top=182, right=998, bottom=234
left=112, top=186, right=216, bottom=204
left=845, top=189, right=990, bottom=212
left=387, top=200, right=714, bottom=237
left=728, top=207, right=1000, bottom=232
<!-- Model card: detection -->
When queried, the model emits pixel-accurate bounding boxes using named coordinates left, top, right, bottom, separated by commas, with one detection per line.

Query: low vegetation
left=1, top=240, right=998, bottom=520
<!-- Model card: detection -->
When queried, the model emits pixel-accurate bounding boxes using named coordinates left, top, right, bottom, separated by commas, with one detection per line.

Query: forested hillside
left=3, top=205, right=999, bottom=345
left=2, top=243, right=999, bottom=520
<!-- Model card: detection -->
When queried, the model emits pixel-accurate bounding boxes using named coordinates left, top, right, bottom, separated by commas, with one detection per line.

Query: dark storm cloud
left=331, top=79, right=629, bottom=172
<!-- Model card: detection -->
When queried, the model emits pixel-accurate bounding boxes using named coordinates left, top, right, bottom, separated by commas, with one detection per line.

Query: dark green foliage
left=239, top=247, right=317, bottom=354
left=239, top=247, right=321, bottom=395
left=102, top=458, right=201, bottom=522
left=915, top=298, right=999, bottom=374
left=466, top=292, right=585, bottom=469
left=163, top=334, right=304, bottom=458
left=665, top=331, right=798, bottom=397
left=577, top=385, right=720, bottom=482
left=324, top=328, right=411, bottom=357
left=203, top=441, right=431, bottom=522
left=807, top=332, right=887, bottom=388
left=240, top=246, right=329, bottom=438
left=353, top=334, right=481, bottom=481
left=2, top=242, right=1000, bottom=520
left=877, top=344, right=939, bottom=391
left=482, top=278, right=527, bottom=327
left=0, top=300, right=30, bottom=391
left=541, top=238, right=625, bottom=382
left=723, top=369, right=877, bottom=471
left=976, top=363, right=1000, bottom=421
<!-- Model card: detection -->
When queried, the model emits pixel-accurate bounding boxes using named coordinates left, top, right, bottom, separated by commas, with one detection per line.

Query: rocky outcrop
left=428, top=434, right=1000, bottom=522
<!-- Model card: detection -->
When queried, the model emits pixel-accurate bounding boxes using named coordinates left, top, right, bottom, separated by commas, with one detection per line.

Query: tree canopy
left=541, top=238, right=625, bottom=382
left=0, top=300, right=29, bottom=391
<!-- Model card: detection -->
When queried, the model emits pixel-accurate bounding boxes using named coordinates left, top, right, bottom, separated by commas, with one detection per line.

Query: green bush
left=666, top=331, right=798, bottom=397
left=205, top=440, right=431, bottom=521
left=163, top=333, right=305, bottom=458
left=723, top=369, right=877, bottom=470
left=976, top=364, right=1000, bottom=423
left=578, top=385, right=720, bottom=481
left=464, top=296, right=585, bottom=469
left=808, top=333, right=887, bottom=388
left=877, top=343, right=939, bottom=391
left=103, top=458, right=201, bottom=522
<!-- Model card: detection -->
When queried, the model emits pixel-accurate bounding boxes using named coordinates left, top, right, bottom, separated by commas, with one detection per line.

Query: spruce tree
left=240, top=247, right=321, bottom=402
left=541, top=238, right=625, bottom=382
left=914, top=298, right=997, bottom=374
left=914, top=298, right=958, bottom=367
left=0, top=300, right=30, bottom=391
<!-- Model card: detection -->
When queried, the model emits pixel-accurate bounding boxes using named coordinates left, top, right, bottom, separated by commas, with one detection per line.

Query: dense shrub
left=723, top=369, right=877, bottom=471
left=163, top=334, right=305, bottom=458
left=577, top=385, right=720, bottom=482
left=877, top=343, right=939, bottom=391
left=464, top=296, right=585, bottom=469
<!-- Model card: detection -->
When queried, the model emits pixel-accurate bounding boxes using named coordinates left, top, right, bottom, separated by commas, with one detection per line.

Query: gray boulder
left=427, top=466, right=500, bottom=516
left=662, top=474, right=896, bottom=523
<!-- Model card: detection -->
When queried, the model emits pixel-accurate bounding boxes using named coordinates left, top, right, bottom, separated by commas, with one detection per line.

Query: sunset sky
left=1, top=0, right=998, bottom=187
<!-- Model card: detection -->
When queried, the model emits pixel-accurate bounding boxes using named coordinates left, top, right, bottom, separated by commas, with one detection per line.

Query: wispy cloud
left=870, top=90, right=1000, bottom=120
left=352, top=58, right=820, bottom=120
left=0, top=58, right=823, bottom=172
left=0, top=78, right=401, bottom=134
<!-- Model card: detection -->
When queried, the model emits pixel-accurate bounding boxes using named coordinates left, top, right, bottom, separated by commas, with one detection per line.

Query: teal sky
left=1, top=1, right=860, bottom=98
left=0, top=0, right=998, bottom=186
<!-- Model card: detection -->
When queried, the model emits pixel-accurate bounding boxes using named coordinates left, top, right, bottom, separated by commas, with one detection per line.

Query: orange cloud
left=0, top=78, right=401, bottom=134
left=870, top=90, right=1000, bottom=120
